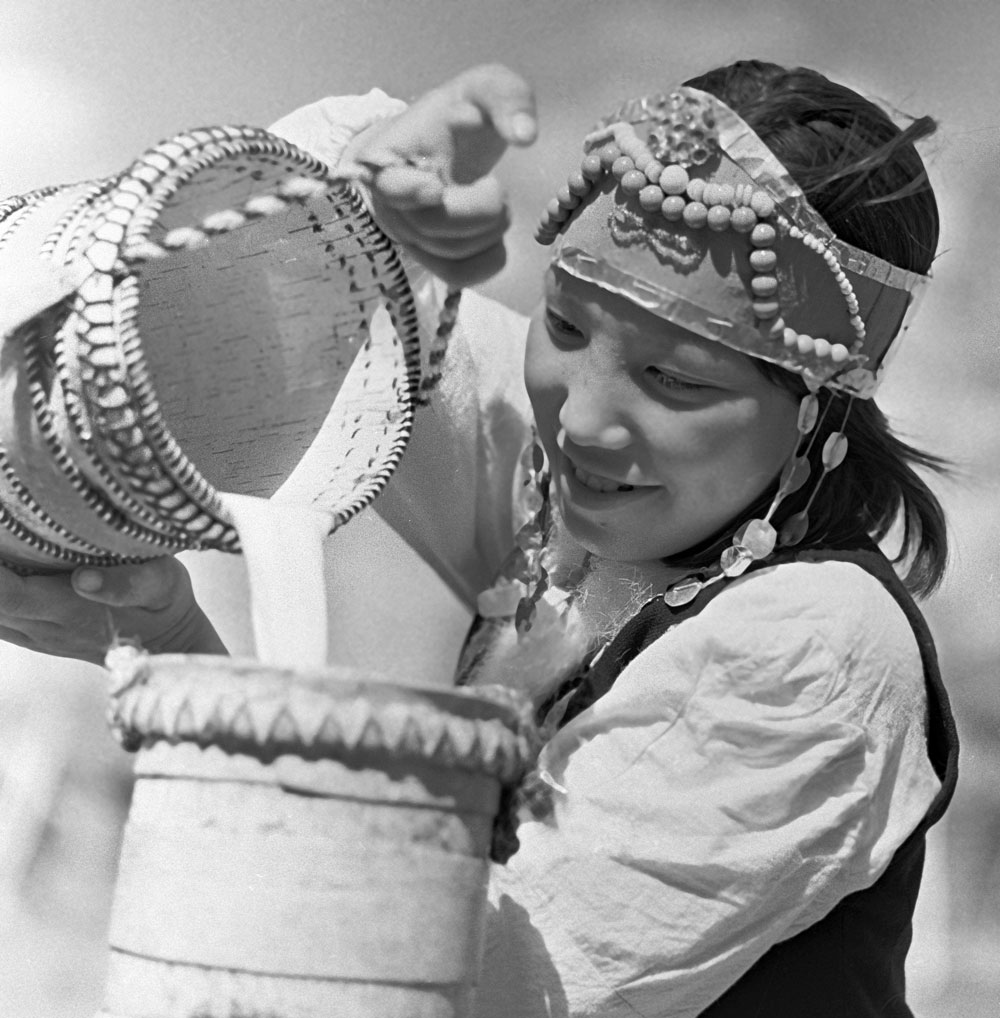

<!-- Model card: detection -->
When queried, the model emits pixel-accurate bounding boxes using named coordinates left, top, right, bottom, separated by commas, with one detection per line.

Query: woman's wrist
left=185, top=613, right=229, bottom=655
left=145, top=605, right=229, bottom=657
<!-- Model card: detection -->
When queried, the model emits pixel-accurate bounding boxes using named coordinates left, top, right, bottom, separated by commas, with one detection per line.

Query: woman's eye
left=646, top=367, right=707, bottom=393
left=545, top=308, right=583, bottom=337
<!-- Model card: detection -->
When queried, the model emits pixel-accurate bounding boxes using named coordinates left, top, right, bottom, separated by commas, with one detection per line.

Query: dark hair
left=680, top=60, right=949, bottom=597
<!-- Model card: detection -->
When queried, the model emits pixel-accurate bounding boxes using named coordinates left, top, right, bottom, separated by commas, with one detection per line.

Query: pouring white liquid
left=218, top=492, right=332, bottom=670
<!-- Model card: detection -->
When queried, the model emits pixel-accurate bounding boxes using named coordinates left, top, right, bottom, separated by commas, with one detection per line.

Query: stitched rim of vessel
left=0, top=186, right=174, bottom=565
left=32, top=180, right=193, bottom=546
left=108, top=657, right=533, bottom=783
left=0, top=186, right=63, bottom=253
left=72, top=128, right=421, bottom=550
left=20, top=316, right=190, bottom=555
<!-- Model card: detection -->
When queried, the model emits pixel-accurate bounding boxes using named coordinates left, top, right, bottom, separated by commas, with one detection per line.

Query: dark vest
left=558, top=539, right=959, bottom=1018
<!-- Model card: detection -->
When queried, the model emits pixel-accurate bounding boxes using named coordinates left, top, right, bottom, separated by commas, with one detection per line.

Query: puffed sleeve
left=268, top=89, right=407, bottom=168
left=476, top=560, right=942, bottom=1018
left=269, top=94, right=535, bottom=606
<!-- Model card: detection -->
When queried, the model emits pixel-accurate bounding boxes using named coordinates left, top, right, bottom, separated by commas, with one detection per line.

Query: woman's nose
left=557, top=386, right=631, bottom=450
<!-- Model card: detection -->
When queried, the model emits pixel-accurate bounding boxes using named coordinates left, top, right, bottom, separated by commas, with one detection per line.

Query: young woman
left=0, top=60, right=958, bottom=1016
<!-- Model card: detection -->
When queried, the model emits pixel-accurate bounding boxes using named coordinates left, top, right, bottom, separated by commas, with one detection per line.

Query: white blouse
left=478, top=558, right=941, bottom=1017
left=270, top=92, right=943, bottom=1018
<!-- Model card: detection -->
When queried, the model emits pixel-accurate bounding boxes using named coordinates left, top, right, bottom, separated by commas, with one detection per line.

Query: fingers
left=387, top=218, right=509, bottom=262
left=372, top=170, right=511, bottom=282
left=362, top=63, right=537, bottom=189
left=0, top=568, right=111, bottom=664
left=0, top=616, right=110, bottom=665
left=372, top=165, right=446, bottom=211
left=457, top=64, right=538, bottom=146
left=412, top=241, right=509, bottom=289
left=0, top=566, right=29, bottom=618
left=439, top=176, right=508, bottom=228
left=376, top=171, right=506, bottom=231
left=0, top=622, right=40, bottom=655
left=0, top=558, right=213, bottom=663
left=71, top=557, right=185, bottom=611
left=344, top=64, right=533, bottom=287
left=0, top=565, right=103, bottom=628
left=387, top=202, right=509, bottom=262
left=0, top=567, right=84, bottom=624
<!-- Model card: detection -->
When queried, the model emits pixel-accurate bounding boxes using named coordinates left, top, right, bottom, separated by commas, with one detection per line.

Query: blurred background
left=0, top=0, right=997, bottom=1014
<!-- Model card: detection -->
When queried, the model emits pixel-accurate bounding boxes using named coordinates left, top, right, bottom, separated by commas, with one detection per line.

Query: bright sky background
left=0, top=0, right=996, bottom=404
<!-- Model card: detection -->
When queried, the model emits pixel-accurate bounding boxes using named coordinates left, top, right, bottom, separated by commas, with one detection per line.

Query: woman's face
left=524, top=268, right=800, bottom=564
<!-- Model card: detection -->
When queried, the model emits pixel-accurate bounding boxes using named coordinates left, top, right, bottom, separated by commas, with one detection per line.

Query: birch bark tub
left=99, top=651, right=531, bottom=1018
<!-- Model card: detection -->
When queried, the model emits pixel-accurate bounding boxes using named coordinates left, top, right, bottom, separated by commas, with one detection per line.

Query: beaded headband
left=535, top=87, right=928, bottom=398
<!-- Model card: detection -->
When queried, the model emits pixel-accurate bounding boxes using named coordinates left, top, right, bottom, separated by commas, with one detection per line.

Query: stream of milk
left=217, top=492, right=333, bottom=670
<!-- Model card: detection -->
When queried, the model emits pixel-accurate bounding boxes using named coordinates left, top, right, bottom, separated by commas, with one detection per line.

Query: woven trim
left=107, top=651, right=535, bottom=786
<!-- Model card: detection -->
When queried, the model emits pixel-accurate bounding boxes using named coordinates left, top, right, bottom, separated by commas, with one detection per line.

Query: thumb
left=72, top=557, right=184, bottom=611
left=457, top=64, right=538, bottom=146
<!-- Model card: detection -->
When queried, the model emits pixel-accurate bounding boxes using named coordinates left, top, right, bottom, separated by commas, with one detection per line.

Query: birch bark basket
left=0, top=125, right=422, bottom=572
left=99, top=651, right=531, bottom=1018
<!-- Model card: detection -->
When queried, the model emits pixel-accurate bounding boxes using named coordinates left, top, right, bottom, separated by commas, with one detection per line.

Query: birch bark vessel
left=0, top=127, right=420, bottom=572
left=98, top=651, right=532, bottom=1018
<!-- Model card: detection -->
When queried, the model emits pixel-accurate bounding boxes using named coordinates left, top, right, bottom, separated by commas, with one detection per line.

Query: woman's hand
left=0, top=557, right=227, bottom=665
left=344, top=63, right=537, bottom=287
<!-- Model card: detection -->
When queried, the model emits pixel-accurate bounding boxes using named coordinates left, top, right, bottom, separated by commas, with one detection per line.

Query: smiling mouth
left=570, top=462, right=636, bottom=494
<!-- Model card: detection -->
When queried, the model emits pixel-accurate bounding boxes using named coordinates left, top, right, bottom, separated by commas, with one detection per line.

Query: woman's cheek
left=523, top=321, right=560, bottom=438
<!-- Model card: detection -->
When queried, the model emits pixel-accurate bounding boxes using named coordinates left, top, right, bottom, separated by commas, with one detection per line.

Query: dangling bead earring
left=778, top=395, right=854, bottom=547
left=513, top=436, right=554, bottom=634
